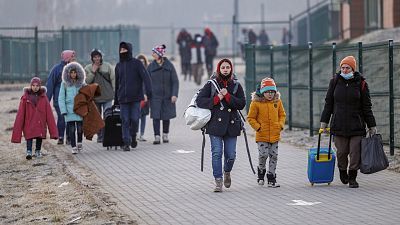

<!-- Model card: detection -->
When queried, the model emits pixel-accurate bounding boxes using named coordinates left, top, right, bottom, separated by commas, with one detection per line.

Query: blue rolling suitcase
left=307, top=133, right=336, bottom=186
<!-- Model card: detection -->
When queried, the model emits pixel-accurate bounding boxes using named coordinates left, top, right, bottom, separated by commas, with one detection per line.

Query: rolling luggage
left=103, top=106, right=123, bottom=150
left=307, top=133, right=336, bottom=185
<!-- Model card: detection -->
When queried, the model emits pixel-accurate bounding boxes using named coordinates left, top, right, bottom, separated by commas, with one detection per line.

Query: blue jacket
left=114, top=42, right=152, bottom=104
left=58, top=62, right=86, bottom=122
left=46, top=61, right=67, bottom=107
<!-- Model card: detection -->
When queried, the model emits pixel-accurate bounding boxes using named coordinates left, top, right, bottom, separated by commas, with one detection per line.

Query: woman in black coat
left=196, top=58, right=246, bottom=192
left=320, top=56, right=376, bottom=188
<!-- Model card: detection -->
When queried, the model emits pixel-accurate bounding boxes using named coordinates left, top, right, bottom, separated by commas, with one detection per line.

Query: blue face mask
left=340, top=72, right=354, bottom=80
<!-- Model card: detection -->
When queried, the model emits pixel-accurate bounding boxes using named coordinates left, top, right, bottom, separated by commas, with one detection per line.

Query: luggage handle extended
left=317, top=132, right=332, bottom=161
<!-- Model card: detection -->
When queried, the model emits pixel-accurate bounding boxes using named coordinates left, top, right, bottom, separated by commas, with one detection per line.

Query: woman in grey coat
left=148, top=44, right=179, bottom=144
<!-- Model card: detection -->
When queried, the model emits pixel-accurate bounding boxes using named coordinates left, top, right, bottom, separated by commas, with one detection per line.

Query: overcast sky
left=0, top=0, right=323, bottom=54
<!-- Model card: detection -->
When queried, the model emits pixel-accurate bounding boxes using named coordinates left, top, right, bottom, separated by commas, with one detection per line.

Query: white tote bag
left=184, top=80, right=221, bottom=130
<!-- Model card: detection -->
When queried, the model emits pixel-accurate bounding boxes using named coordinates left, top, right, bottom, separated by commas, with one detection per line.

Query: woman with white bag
left=196, top=58, right=246, bottom=192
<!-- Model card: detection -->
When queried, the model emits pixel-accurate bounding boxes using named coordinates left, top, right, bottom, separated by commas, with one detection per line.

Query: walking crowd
left=10, top=25, right=381, bottom=193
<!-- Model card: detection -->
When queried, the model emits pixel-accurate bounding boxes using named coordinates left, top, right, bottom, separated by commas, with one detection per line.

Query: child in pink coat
left=11, top=77, right=58, bottom=159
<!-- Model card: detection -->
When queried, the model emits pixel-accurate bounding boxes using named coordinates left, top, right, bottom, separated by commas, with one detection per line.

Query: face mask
left=340, top=72, right=354, bottom=80
left=120, top=52, right=129, bottom=60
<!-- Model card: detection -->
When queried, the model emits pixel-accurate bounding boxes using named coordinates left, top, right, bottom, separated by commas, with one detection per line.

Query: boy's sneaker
left=35, top=150, right=42, bottom=158
left=138, top=136, right=147, bottom=142
left=26, top=150, right=32, bottom=160
left=77, top=143, right=83, bottom=152
left=267, top=173, right=280, bottom=188
left=71, top=147, right=78, bottom=154
left=57, top=138, right=63, bottom=145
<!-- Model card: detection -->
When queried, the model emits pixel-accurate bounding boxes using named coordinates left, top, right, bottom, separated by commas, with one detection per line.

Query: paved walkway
left=72, top=62, right=400, bottom=225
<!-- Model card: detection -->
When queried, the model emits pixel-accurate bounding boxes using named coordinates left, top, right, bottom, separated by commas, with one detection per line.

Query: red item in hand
left=140, top=100, right=146, bottom=109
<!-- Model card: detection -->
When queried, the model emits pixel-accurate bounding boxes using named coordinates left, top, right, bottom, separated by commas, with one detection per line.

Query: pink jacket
left=11, top=87, right=58, bottom=143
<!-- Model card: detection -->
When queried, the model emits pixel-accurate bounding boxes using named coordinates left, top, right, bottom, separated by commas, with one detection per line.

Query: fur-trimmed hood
left=62, top=62, right=86, bottom=87
left=22, top=86, right=47, bottom=97
left=251, top=91, right=281, bottom=102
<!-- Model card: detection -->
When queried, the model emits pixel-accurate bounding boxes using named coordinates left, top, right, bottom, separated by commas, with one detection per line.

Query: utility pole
left=232, top=0, right=239, bottom=58
left=261, top=3, right=265, bottom=30
left=307, top=0, right=311, bottom=42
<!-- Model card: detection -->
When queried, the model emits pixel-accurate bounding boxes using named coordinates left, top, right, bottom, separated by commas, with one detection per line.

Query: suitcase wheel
left=311, top=183, right=314, bottom=186
left=328, top=182, right=331, bottom=185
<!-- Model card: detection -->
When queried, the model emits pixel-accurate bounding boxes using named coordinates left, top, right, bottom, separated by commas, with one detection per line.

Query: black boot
left=339, top=170, right=349, bottom=184
left=348, top=170, right=359, bottom=188
left=257, top=167, right=266, bottom=185
left=267, top=173, right=280, bottom=188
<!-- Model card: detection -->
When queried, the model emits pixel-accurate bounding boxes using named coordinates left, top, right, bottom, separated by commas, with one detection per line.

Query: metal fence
left=244, top=40, right=399, bottom=155
left=0, top=25, right=139, bottom=82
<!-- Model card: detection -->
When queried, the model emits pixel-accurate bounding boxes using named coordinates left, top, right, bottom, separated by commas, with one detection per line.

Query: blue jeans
left=54, top=104, right=66, bottom=140
left=120, top=102, right=140, bottom=145
left=67, top=121, right=83, bottom=148
left=137, top=114, right=147, bottom=136
left=153, top=119, right=170, bottom=136
left=209, top=135, right=237, bottom=179
left=95, top=101, right=113, bottom=141
left=26, top=138, right=43, bottom=152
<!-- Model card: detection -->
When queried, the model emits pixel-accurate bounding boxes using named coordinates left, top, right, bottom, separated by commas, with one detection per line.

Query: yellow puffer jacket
left=247, top=92, right=286, bottom=143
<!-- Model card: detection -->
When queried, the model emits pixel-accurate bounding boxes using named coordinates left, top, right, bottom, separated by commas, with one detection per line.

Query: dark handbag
left=360, top=134, right=389, bottom=174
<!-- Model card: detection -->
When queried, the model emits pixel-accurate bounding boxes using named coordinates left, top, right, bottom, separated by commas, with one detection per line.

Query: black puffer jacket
left=196, top=78, right=246, bottom=137
left=320, top=72, right=376, bottom=137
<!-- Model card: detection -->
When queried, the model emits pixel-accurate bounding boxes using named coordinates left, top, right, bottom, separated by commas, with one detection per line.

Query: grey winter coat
left=147, top=58, right=179, bottom=120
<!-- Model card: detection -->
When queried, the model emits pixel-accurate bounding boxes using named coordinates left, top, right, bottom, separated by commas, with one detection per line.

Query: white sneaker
left=77, top=143, right=82, bottom=152
left=72, top=147, right=78, bottom=154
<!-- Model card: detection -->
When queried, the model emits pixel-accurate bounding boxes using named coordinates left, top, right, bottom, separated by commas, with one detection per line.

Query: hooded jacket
left=247, top=91, right=286, bottom=143
left=74, top=83, right=105, bottom=140
left=58, top=62, right=86, bottom=122
left=114, top=41, right=152, bottom=104
left=320, top=72, right=376, bottom=137
left=11, top=87, right=58, bottom=143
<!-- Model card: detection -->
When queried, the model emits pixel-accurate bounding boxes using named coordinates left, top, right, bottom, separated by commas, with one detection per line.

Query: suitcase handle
left=317, top=132, right=332, bottom=161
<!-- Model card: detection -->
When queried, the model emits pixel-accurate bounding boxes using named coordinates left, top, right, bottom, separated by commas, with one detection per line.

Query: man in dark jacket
left=114, top=42, right=152, bottom=151
left=46, top=50, right=75, bottom=145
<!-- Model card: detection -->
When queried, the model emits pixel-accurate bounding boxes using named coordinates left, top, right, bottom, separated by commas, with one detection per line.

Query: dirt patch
left=0, top=91, right=136, bottom=225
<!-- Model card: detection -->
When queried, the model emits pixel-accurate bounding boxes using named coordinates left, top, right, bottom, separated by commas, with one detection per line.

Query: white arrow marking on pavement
left=174, top=149, right=195, bottom=154
left=287, top=200, right=321, bottom=206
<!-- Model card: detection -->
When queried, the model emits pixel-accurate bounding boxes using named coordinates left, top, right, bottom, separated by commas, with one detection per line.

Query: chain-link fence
left=0, top=25, right=139, bottom=82
left=245, top=40, right=399, bottom=155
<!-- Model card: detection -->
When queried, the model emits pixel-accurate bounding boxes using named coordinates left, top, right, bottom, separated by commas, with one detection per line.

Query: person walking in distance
left=46, top=50, right=75, bottom=145
left=176, top=28, right=193, bottom=81
left=202, top=27, right=219, bottom=76
left=196, top=58, right=246, bottom=192
left=147, top=44, right=179, bottom=144
left=114, top=42, right=152, bottom=151
left=84, top=48, right=115, bottom=143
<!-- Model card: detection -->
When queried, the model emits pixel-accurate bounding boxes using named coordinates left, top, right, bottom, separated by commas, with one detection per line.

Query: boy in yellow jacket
left=247, top=78, right=286, bottom=187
